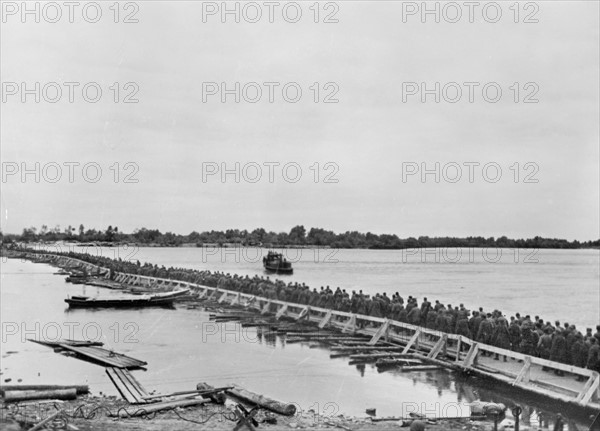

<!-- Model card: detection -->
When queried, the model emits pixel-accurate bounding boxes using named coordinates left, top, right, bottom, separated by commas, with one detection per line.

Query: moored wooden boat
left=65, top=289, right=190, bottom=308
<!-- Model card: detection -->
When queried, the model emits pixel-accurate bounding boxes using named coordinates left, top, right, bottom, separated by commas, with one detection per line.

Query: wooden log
left=375, top=358, right=425, bottom=367
left=398, top=365, right=442, bottom=372
left=281, top=331, right=335, bottom=336
left=241, top=322, right=272, bottom=328
left=110, top=398, right=209, bottom=417
left=331, top=346, right=405, bottom=352
left=226, top=384, right=296, bottom=416
left=196, top=382, right=227, bottom=404
left=285, top=336, right=366, bottom=344
left=349, top=353, right=416, bottom=361
left=3, top=388, right=77, bottom=403
left=330, top=352, right=354, bottom=359
left=0, top=384, right=89, bottom=396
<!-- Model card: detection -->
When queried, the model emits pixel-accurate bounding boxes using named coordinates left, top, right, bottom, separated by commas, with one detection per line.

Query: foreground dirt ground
left=0, top=395, right=510, bottom=431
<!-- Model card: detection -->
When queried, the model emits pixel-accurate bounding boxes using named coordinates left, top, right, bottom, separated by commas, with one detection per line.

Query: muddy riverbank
left=0, top=394, right=510, bottom=431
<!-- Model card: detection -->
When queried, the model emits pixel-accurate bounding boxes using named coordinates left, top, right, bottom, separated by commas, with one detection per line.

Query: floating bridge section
left=25, top=253, right=600, bottom=412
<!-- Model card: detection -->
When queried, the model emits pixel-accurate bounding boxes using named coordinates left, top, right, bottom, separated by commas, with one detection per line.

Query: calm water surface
left=1, top=248, right=599, bottom=429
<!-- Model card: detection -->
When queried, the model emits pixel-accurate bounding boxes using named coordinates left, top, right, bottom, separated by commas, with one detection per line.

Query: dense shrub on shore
left=2, top=225, right=598, bottom=249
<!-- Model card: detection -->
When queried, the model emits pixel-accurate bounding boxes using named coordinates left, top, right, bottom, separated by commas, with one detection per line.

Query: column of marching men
left=19, top=248, right=600, bottom=377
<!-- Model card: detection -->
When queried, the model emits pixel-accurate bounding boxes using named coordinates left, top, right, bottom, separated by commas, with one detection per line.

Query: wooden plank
left=427, top=334, right=447, bottom=359
left=230, top=293, right=241, bottom=306
left=115, top=368, right=149, bottom=400
left=261, top=301, right=271, bottom=315
left=342, top=315, right=357, bottom=334
left=105, top=368, right=139, bottom=403
left=455, top=338, right=462, bottom=362
left=318, top=310, right=333, bottom=329
left=331, top=346, right=405, bottom=352
left=58, top=344, right=146, bottom=369
left=402, top=330, right=421, bottom=354
left=576, top=374, right=600, bottom=404
left=398, top=365, right=441, bottom=372
left=462, top=343, right=479, bottom=368
left=208, top=288, right=220, bottom=301
left=296, top=307, right=309, bottom=321
left=243, top=296, right=256, bottom=308
left=514, top=356, right=532, bottom=385
left=368, top=320, right=389, bottom=346
left=275, top=304, right=288, bottom=320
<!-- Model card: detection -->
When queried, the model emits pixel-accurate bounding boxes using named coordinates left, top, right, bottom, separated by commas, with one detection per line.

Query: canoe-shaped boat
left=65, top=289, right=190, bottom=308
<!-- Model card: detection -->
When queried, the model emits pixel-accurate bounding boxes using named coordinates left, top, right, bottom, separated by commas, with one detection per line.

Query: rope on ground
left=171, top=408, right=238, bottom=424
left=52, top=401, right=245, bottom=424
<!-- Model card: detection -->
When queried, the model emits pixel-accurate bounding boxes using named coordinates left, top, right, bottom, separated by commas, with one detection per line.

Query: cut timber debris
left=226, top=384, right=297, bottom=416
left=109, top=398, right=209, bottom=417
left=3, top=388, right=77, bottom=403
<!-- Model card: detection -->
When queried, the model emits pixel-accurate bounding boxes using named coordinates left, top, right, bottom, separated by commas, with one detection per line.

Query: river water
left=1, top=247, right=599, bottom=429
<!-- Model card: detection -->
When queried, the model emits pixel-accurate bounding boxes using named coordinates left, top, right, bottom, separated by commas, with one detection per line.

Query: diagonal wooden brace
left=318, top=310, right=333, bottom=329
left=275, top=304, right=288, bottom=320
left=342, top=315, right=357, bottom=334
left=368, top=320, right=390, bottom=345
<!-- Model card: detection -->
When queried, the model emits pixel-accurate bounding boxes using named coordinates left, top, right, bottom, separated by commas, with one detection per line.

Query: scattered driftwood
left=0, top=384, right=89, bottom=396
left=226, top=384, right=296, bottom=416
left=3, top=388, right=77, bottom=403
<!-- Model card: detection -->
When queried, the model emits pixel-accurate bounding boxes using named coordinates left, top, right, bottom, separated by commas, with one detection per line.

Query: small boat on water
left=65, top=289, right=190, bottom=308
left=263, top=251, right=293, bottom=274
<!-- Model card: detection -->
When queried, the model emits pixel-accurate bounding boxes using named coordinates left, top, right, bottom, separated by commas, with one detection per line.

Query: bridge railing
left=14, top=252, right=600, bottom=410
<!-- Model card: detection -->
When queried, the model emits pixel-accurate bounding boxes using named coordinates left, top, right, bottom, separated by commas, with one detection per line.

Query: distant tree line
left=1, top=224, right=598, bottom=249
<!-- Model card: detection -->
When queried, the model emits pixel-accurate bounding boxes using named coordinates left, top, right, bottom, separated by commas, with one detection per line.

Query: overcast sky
left=1, top=1, right=598, bottom=240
